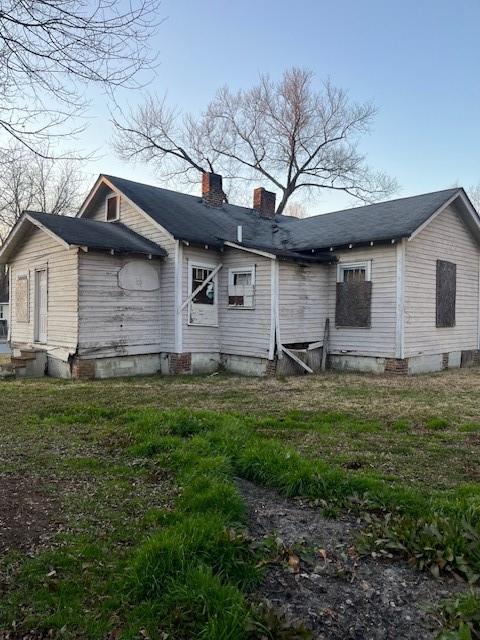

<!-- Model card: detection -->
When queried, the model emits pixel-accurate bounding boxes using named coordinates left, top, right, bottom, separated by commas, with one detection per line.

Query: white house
left=0, top=172, right=479, bottom=378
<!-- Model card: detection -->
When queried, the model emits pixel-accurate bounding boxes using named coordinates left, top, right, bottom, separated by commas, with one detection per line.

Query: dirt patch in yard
left=238, top=479, right=465, bottom=639
left=0, top=474, right=60, bottom=558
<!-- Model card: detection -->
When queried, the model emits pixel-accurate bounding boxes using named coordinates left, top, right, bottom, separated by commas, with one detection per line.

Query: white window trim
left=227, top=266, right=256, bottom=309
left=336, top=260, right=372, bottom=283
left=33, top=265, right=48, bottom=344
left=187, top=260, right=218, bottom=327
left=105, top=194, right=120, bottom=222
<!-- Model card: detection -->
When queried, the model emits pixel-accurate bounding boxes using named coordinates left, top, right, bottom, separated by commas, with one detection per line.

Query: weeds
left=2, top=400, right=480, bottom=638
left=437, top=592, right=480, bottom=639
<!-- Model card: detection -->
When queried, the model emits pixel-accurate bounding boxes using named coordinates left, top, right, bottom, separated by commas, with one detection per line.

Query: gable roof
left=0, top=212, right=167, bottom=264
left=280, top=188, right=468, bottom=250
left=99, top=174, right=293, bottom=250
left=84, top=176, right=479, bottom=254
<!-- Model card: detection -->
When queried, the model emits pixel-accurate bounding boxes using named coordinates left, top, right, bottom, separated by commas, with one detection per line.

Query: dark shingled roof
left=26, top=211, right=167, bottom=257
left=280, top=188, right=463, bottom=250
left=103, top=175, right=291, bottom=250
left=102, top=175, right=465, bottom=252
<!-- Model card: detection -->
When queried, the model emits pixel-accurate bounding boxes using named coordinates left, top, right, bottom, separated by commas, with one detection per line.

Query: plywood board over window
left=436, top=260, right=456, bottom=328
left=15, top=274, right=29, bottom=323
left=335, top=261, right=372, bottom=328
left=336, top=281, right=372, bottom=327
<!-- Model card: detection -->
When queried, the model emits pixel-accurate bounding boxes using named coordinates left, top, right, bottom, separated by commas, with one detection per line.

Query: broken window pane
left=233, top=272, right=252, bottom=286
left=192, top=267, right=215, bottom=305
left=228, top=268, right=255, bottom=308
left=343, top=268, right=366, bottom=283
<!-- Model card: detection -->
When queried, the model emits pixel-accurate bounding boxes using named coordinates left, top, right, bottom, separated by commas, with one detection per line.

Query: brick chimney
left=202, top=172, right=224, bottom=207
left=253, top=187, right=276, bottom=218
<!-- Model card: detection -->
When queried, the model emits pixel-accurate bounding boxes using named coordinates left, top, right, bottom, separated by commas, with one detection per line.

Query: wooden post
left=321, top=318, right=330, bottom=371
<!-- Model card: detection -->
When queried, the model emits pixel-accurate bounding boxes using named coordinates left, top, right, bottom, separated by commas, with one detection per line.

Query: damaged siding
left=84, top=189, right=177, bottom=351
left=219, top=249, right=272, bottom=358
left=78, top=251, right=162, bottom=358
left=278, top=262, right=329, bottom=345
left=9, top=228, right=78, bottom=355
left=327, top=245, right=397, bottom=357
left=404, top=204, right=480, bottom=357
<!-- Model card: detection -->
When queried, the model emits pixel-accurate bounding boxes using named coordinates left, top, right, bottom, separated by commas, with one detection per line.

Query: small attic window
left=105, top=194, right=120, bottom=222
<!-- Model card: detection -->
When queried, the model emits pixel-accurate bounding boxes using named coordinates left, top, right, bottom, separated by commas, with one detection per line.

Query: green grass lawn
left=0, top=369, right=479, bottom=638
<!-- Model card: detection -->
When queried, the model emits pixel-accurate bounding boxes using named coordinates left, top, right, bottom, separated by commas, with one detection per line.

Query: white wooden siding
left=84, top=189, right=177, bottom=351
left=219, top=248, right=272, bottom=358
left=327, top=245, right=398, bottom=357
left=78, top=251, right=162, bottom=358
left=404, top=204, right=480, bottom=356
left=279, top=262, right=329, bottom=345
left=9, top=228, right=78, bottom=353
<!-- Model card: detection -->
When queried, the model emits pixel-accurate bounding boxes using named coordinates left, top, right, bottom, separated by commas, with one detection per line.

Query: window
left=436, top=260, right=456, bottom=328
left=15, top=274, right=29, bottom=323
left=337, top=261, right=371, bottom=283
left=335, top=261, right=372, bottom=328
left=188, top=262, right=218, bottom=326
left=105, top=194, right=120, bottom=221
left=228, top=267, right=255, bottom=308
left=192, top=267, right=215, bottom=305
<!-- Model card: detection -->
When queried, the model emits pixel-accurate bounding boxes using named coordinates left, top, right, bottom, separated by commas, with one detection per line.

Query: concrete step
left=0, top=362, right=14, bottom=379
left=19, top=350, right=38, bottom=360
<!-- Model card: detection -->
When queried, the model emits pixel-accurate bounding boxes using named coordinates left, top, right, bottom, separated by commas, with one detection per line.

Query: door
left=34, top=269, right=47, bottom=343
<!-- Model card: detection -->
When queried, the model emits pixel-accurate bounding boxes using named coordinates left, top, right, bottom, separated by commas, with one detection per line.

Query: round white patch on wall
left=118, top=261, right=160, bottom=291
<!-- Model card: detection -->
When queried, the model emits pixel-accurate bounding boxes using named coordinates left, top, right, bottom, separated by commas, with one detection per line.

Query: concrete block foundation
left=9, top=346, right=480, bottom=379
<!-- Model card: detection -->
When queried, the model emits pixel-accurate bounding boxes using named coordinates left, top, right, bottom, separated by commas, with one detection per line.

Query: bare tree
left=0, top=145, right=84, bottom=244
left=283, top=201, right=308, bottom=219
left=467, top=183, right=480, bottom=212
left=0, top=0, right=160, bottom=154
left=114, top=68, right=397, bottom=214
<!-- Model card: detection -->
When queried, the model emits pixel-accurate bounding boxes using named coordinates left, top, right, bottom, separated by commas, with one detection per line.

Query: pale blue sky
left=81, top=0, right=480, bottom=214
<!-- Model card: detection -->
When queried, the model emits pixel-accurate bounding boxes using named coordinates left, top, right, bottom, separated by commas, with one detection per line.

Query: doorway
left=34, top=269, right=47, bottom=343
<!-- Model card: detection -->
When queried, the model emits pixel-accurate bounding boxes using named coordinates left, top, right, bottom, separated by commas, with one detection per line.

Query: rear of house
left=1, top=172, right=479, bottom=378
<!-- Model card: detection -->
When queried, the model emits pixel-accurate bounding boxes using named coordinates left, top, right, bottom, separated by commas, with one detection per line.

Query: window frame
left=105, top=193, right=120, bottom=222
left=187, top=260, right=219, bottom=327
left=227, top=266, right=256, bottom=309
left=336, top=260, right=372, bottom=283
left=15, top=272, right=30, bottom=323
left=436, top=259, right=456, bottom=328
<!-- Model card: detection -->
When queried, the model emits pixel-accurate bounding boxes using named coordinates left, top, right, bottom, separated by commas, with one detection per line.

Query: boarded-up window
left=15, top=274, right=29, bottom=323
left=335, top=281, right=372, bottom=328
left=436, top=260, right=456, bottom=328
